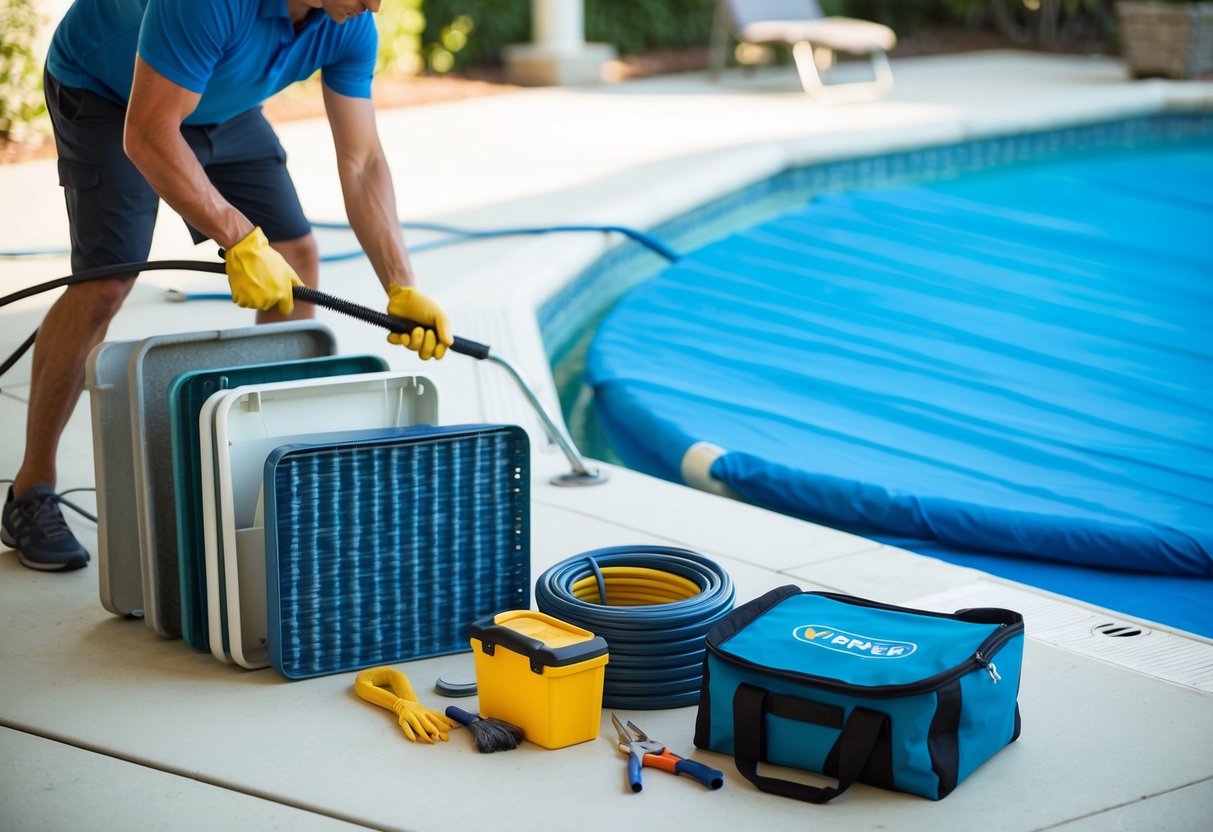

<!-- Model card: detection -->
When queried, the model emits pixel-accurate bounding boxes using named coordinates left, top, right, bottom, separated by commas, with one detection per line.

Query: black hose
left=0, top=259, right=492, bottom=377
left=0, top=329, right=38, bottom=381
left=0, top=259, right=226, bottom=308
left=0, top=260, right=225, bottom=380
left=0, top=256, right=604, bottom=483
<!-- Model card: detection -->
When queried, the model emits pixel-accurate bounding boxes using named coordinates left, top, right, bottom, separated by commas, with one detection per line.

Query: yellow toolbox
left=470, top=610, right=609, bottom=749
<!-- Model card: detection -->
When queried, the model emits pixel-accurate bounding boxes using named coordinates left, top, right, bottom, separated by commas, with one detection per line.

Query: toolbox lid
left=471, top=611, right=609, bottom=672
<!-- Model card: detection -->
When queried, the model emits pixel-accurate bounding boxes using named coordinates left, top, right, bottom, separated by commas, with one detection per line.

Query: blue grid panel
left=265, top=425, right=530, bottom=679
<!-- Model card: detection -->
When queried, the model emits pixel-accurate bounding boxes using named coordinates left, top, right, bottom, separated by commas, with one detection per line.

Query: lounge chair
left=709, top=0, right=896, bottom=98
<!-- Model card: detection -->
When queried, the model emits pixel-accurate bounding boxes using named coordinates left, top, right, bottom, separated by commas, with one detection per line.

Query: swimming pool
left=545, top=113, right=1213, bottom=637
left=545, top=113, right=1213, bottom=452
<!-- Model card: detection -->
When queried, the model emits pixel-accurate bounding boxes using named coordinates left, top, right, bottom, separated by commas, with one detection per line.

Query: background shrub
left=0, top=0, right=47, bottom=140
left=376, top=0, right=1117, bottom=76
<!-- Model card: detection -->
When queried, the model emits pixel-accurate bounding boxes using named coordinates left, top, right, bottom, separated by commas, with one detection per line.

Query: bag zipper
left=974, top=650, right=1002, bottom=683
left=709, top=616, right=1022, bottom=699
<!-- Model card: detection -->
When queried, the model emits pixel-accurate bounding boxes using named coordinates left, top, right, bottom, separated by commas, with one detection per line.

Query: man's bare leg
left=13, top=276, right=136, bottom=496
left=4, top=275, right=134, bottom=569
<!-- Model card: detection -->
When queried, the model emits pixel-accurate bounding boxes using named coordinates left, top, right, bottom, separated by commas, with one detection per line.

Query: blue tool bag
left=694, top=586, right=1024, bottom=803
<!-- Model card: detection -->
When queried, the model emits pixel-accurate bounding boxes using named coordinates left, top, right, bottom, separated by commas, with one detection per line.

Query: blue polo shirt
left=47, top=0, right=376, bottom=125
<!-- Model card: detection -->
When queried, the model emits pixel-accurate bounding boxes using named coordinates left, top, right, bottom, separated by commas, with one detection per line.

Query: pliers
left=611, top=713, right=724, bottom=793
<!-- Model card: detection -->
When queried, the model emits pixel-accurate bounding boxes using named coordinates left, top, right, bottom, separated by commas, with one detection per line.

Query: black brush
left=445, top=706, right=525, bottom=753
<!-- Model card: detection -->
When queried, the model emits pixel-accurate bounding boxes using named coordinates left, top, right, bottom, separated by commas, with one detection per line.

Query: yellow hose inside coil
left=570, top=566, right=701, bottom=606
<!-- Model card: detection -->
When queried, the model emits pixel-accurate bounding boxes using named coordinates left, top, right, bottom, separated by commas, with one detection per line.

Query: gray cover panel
left=127, top=322, right=337, bottom=638
left=85, top=339, right=143, bottom=618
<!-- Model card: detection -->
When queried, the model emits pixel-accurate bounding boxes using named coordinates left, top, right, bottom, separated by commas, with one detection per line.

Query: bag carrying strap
left=732, top=683, right=888, bottom=804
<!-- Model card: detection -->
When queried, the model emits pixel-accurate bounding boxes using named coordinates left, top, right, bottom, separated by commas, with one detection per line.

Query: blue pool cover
left=586, top=138, right=1213, bottom=636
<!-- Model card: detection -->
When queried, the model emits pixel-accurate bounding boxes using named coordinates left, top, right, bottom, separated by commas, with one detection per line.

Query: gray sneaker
left=1, top=485, right=91, bottom=571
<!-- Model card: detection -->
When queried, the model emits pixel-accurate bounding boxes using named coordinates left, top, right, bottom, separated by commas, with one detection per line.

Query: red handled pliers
left=611, top=713, right=724, bottom=793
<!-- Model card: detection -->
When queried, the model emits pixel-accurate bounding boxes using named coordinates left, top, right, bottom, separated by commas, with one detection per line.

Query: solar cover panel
left=263, top=424, right=531, bottom=680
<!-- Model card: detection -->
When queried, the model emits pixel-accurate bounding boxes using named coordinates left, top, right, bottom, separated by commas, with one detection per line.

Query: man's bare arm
left=322, top=83, right=413, bottom=289
left=124, top=56, right=254, bottom=249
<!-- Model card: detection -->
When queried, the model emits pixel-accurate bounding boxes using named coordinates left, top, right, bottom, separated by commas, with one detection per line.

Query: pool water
left=543, top=114, right=1213, bottom=636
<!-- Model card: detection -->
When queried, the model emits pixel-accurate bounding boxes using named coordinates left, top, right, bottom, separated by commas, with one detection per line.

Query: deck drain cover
left=1092, top=622, right=1150, bottom=638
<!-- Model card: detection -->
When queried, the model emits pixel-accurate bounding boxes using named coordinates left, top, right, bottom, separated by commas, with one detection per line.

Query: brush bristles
left=445, top=705, right=525, bottom=753
left=468, top=717, right=525, bottom=753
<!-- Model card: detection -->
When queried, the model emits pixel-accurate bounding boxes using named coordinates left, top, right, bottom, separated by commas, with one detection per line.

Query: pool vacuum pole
left=292, top=286, right=608, bottom=487
left=482, top=353, right=607, bottom=486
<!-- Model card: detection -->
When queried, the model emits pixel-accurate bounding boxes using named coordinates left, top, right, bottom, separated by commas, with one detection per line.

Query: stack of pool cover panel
left=87, top=323, right=532, bottom=678
left=85, top=322, right=340, bottom=633
left=200, top=371, right=444, bottom=669
left=169, top=353, right=390, bottom=651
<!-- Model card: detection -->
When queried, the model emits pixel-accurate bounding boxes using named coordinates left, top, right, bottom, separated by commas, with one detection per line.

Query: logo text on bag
left=793, top=626, right=918, bottom=658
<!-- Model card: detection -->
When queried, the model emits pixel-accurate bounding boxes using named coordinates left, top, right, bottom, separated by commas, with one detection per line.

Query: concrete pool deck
left=2, top=52, right=1212, bottom=830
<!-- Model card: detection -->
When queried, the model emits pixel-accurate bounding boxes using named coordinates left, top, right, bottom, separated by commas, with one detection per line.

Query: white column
left=533, top=0, right=584, bottom=53
left=503, top=0, right=617, bottom=87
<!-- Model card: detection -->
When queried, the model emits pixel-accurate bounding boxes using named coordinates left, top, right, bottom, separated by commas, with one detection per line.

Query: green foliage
left=420, top=0, right=529, bottom=72
left=978, top=0, right=1119, bottom=47
left=373, top=0, right=1123, bottom=77
left=585, top=0, right=715, bottom=54
left=0, top=0, right=47, bottom=140
left=822, top=0, right=978, bottom=29
left=374, top=1, right=526, bottom=75
left=377, top=0, right=718, bottom=76
left=375, top=0, right=428, bottom=74
left=828, top=0, right=1118, bottom=47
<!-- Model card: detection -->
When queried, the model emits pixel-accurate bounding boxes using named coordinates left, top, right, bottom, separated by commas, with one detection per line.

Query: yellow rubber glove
left=386, top=284, right=453, bottom=360
left=354, top=667, right=457, bottom=744
left=224, top=226, right=303, bottom=315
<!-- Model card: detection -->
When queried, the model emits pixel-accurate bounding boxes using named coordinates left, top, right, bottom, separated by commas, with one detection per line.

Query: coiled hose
left=534, top=545, right=735, bottom=710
